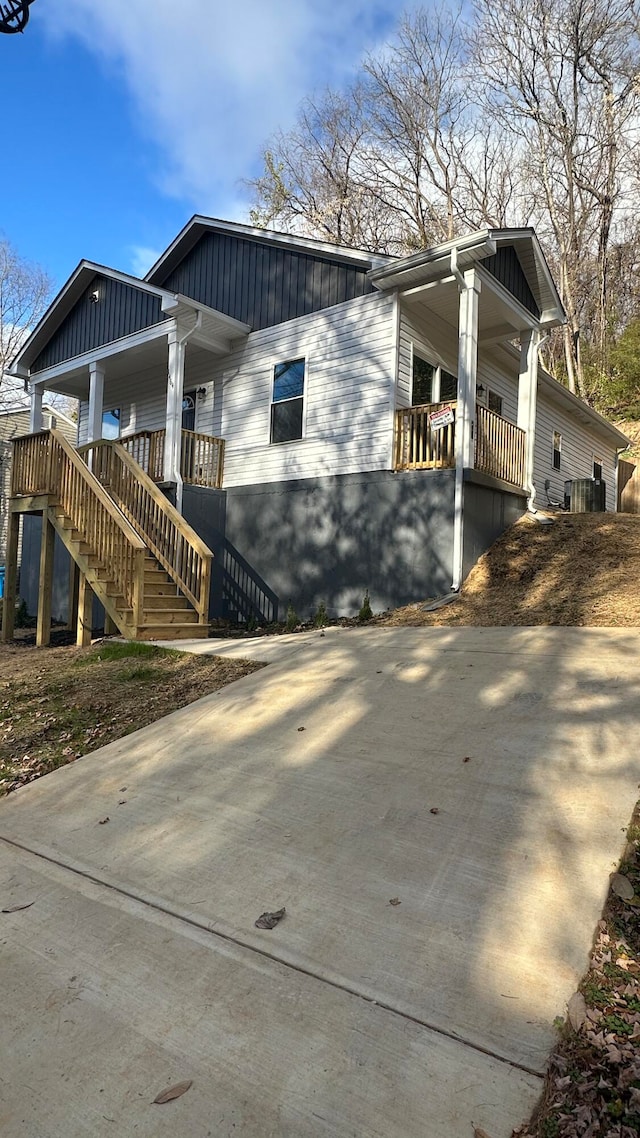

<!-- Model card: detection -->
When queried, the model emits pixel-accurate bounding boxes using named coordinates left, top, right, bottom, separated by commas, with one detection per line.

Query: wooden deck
left=394, top=401, right=525, bottom=488
left=120, top=428, right=225, bottom=489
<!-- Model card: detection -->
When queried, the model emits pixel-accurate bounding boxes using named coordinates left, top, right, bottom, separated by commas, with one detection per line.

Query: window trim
left=593, top=455, right=603, bottom=480
left=269, top=355, right=307, bottom=446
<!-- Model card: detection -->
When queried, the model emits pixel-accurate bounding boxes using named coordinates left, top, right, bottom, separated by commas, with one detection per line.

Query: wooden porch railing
left=11, top=430, right=146, bottom=620
left=394, top=401, right=457, bottom=470
left=475, top=405, right=525, bottom=487
left=119, top=428, right=225, bottom=489
left=79, top=440, right=212, bottom=623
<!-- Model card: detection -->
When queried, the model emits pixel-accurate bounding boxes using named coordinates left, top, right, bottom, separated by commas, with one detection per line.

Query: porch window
left=553, top=430, right=562, bottom=470
left=102, top=408, right=120, bottom=440
left=271, top=358, right=305, bottom=443
left=411, top=354, right=457, bottom=406
left=488, top=390, right=503, bottom=416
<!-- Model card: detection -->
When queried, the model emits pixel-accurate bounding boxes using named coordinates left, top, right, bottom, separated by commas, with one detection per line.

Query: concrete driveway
left=1, top=626, right=639, bottom=1137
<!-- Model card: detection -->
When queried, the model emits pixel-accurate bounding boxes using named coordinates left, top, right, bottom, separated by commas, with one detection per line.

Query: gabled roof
left=11, top=261, right=250, bottom=374
left=369, top=228, right=565, bottom=328
left=145, top=215, right=393, bottom=285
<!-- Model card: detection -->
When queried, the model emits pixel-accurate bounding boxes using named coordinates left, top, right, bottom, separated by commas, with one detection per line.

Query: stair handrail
left=79, top=439, right=212, bottom=623
left=12, top=430, right=146, bottom=623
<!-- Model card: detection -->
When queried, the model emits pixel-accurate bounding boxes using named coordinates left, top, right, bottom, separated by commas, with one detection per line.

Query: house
left=1, top=217, right=629, bottom=644
left=0, top=400, right=77, bottom=570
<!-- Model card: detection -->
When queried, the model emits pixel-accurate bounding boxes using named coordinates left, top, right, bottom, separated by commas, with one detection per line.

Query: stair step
left=142, top=608, right=198, bottom=624
left=136, top=623, right=210, bottom=641
left=143, top=595, right=191, bottom=611
left=143, top=581, right=180, bottom=596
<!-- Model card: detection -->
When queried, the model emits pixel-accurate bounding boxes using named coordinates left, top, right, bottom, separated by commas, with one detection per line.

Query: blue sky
left=0, top=0, right=414, bottom=292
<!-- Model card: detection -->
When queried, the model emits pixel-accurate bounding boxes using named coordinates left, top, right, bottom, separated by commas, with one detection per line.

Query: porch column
left=455, top=269, right=481, bottom=474
left=164, top=323, right=185, bottom=485
left=29, top=385, right=43, bottom=433
left=452, top=269, right=481, bottom=590
left=87, top=363, right=105, bottom=442
left=517, top=330, right=540, bottom=500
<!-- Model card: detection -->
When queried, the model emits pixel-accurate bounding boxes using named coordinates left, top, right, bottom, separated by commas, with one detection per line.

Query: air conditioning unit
left=567, top=478, right=606, bottom=512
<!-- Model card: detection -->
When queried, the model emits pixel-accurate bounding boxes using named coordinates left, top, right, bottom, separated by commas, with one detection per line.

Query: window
left=412, top=355, right=434, bottom=405
left=411, top=353, right=457, bottom=406
left=593, top=458, right=603, bottom=480
left=488, top=390, right=503, bottom=416
left=553, top=431, right=562, bottom=470
left=271, top=358, right=305, bottom=443
left=102, top=408, right=120, bottom=439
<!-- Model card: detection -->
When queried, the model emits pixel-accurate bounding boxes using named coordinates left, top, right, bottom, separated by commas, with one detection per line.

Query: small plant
left=246, top=612, right=258, bottom=633
left=314, top=601, right=328, bottom=628
left=285, top=604, right=299, bottom=633
left=358, top=589, right=373, bottom=622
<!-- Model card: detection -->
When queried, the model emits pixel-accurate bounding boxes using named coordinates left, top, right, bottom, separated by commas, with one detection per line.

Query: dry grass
left=0, top=638, right=262, bottom=795
left=372, top=512, right=640, bottom=629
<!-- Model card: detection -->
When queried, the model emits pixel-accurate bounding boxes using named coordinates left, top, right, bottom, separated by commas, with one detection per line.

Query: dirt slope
left=375, top=512, right=640, bottom=628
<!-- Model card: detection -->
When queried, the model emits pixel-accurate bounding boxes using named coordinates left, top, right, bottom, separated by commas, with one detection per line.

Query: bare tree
left=472, top=0, right=640, bottom=393
left=0, top=237, right=52, bottom=407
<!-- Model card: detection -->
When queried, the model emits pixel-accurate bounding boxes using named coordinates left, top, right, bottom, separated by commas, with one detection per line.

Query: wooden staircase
left=2, top=429, right=213, bottom=645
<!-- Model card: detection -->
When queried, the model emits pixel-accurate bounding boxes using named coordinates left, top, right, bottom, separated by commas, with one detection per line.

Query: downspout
left=451, top=247, right=469, bottom=592
left=173, top=311, right=202, bottom=513
left=524, top=333, right=549, bottom=514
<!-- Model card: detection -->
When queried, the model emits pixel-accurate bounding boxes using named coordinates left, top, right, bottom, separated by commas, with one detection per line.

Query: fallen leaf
left=1, top=901, right=35, bottom=913
left=474, top=1128, right=493, bottom=1138
left=389, top=898, right=402, bottom=906
left=120, top=787, right=127, bottom=792
left=255, top=907, right=286, bottom=930
left=463, top=756, right=471, bottom=762
left=118, top=800, right=127, bottom=805
left=297, top=726, right=306, bottom=732
left=430, top=807, right=440, bottom=815
left=611, top=873, right=634, bottom=901
left=99, top=817, right=110, bottom=825
left=567, top=991, right=587, bottom=1031
left=152, top=1080, right=193, bottom=1104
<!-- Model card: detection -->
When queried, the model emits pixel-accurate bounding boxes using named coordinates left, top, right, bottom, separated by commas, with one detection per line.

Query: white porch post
left=87, top=362, right=105, bottom=442
left=29, top=385, right=43, bottom=433
left=456, top=270, right=481, bottom=472
left=517, top=329, right=540, bottom=504
left=452, top=270, right=481, bottom=590
left=164, top=322, right=185, bottom=486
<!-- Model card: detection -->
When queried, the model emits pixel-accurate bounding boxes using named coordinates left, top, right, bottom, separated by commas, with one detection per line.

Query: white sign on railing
left=429, top=405, right=455, bottom=431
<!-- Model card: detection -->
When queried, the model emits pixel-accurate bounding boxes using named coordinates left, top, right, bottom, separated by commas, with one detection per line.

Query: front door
left=182, top=391, right=196, bottom=432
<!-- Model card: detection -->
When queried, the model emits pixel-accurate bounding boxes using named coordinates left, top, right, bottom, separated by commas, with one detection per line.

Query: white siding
left=476, top=354, right=519, bottom=425
left=198, top=292, right=396, bottom=487
left=533, top=387, right=618, bottom=512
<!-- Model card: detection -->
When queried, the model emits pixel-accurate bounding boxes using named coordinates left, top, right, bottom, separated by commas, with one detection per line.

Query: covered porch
left=12, top=263, right=250, bottom=503
left=394, top=400, right=526, bottom=489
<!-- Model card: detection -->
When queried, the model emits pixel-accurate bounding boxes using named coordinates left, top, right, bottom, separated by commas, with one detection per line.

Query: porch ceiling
left=404, top=273, right=535, bottom=344
left=37, top=340, right=215, bottom=401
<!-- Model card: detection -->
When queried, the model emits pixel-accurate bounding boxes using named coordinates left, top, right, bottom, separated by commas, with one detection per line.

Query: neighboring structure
left=0, top=402, right=76, bottom=566
left=2, top=218, right=629, bottom=641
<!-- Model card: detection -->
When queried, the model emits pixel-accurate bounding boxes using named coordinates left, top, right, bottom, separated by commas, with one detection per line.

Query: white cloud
left=128, top=245, right=162, bottom=278
left=41, top=0, right=408, bottom=218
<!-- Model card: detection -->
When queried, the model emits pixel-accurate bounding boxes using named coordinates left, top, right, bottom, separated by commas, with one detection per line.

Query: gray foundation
left=19, top=467, right=525, bottom=628
left=184, top=469, right=457, bottom=621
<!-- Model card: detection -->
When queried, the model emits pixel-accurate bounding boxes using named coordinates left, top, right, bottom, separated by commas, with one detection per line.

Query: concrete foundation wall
left=462, top=474, right=527, bottom=581
left=184, top=470, right=457, bottom=622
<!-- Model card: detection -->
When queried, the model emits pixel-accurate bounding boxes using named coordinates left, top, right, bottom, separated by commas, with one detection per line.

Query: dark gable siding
left=483, top=247, right=540, bottom=319
left=33, top=276, right=167, bottom=372
left=159, top=232, right=374, bottom=329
